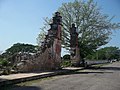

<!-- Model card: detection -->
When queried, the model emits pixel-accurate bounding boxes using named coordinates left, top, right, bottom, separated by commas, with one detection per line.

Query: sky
left=0, top=0, right=120, bottom=55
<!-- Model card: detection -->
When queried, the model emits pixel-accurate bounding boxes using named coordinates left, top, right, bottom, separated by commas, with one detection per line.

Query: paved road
left=12, top=62, right=120, bottom=90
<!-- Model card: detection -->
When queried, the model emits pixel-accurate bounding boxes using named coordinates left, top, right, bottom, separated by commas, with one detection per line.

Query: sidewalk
left=0, top=67, right=84, bottom=87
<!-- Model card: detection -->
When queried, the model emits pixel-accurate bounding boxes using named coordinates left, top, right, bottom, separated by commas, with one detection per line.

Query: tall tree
left=37, top=0, right=120, bottom=59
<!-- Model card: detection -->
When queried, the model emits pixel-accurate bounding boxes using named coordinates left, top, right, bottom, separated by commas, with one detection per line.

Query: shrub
left=0, top=58, right=9, bottom=67
left=61, top=60, right=72, bottom=67
left=62, top=54, right=70, bottom=60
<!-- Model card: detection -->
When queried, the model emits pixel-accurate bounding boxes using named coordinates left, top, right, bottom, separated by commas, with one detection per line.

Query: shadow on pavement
left=99, top=67, right=120, bottom=71
left=0, top=78, right=8, bottom=82
left=73, top=71, right=112, bottom=74
left=56, top=69, right=113, bottom=76
left=1, top=85, right=41, bottom=90
left=85, top=65, right=120, bottom=71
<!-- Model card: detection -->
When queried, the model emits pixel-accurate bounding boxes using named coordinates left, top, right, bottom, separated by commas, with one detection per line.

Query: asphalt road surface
left=12, top=62, right=120, bottom=90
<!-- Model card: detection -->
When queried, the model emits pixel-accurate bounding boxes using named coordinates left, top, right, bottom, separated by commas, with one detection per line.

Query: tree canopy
left=37, top=0, right=120, bottom=59
left=86, top=46, right=120, bottom=60
left=2, top=43, right=38, bottom=57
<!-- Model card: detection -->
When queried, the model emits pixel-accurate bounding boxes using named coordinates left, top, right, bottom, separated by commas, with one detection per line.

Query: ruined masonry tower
left=17, top=12, right=62, bottom=72
left=70, top=24, right=80, bottom=66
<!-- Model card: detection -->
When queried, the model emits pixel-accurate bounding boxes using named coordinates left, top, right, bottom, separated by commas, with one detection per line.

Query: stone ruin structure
left=70, top=24, right=80, bottom=66
left=17, top=12, right=62, bottom=72
left=15, top=12, right=81, bottom=72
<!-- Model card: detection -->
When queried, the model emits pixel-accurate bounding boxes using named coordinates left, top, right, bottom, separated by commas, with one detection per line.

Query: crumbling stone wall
left=17, top=12, right=62, bottom=72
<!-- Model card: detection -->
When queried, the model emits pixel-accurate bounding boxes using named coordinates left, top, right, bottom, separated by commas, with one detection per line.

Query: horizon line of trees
left=62, top=46, right=120, bottom=61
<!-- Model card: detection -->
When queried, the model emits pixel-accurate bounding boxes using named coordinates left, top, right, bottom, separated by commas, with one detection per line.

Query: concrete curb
left=0, top=68, right=84, bottom=87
